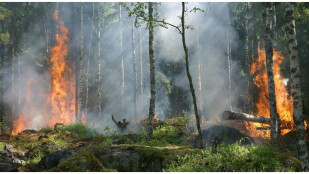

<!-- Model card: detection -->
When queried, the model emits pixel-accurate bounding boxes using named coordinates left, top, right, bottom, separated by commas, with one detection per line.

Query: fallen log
left=222, top=111, right=270, bottom=124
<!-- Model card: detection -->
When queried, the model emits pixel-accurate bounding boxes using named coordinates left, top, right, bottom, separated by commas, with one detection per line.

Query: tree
left=285, top=2, right=309, bottom=170
left=263, top=2, right=280, bottom=139
left=97, top=3, right=102, bottom=120
left=227, top=4, right=232, bottom=111
left=180, top=2, right=203, bottom=148
left=147, top=2, right=155, bottom=140
left=77, top=2, right=84, bottom=123
left=132, top=18, right=138, bottom=120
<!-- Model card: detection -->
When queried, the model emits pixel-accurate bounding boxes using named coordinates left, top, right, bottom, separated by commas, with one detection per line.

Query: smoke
left=1, top=2, right=245, bottom=134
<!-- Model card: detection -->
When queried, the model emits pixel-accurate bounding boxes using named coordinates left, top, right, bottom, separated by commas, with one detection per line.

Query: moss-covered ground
left=1, top=117, right=304, bottom=172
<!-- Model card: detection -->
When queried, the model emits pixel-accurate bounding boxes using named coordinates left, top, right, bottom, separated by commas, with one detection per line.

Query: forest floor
left=0, top=116, right=304, bottom=172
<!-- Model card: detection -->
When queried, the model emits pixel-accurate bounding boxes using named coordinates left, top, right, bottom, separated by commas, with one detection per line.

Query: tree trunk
left=181, top=2, right=203, bottom=149
left=264, top=2, right=280, bottom=139
left=285, top=2, right=309, bottom=170
left=147, top=2, right=155, bottom=140
left=10, top=15, right=15, bottom=133
left=85, top=3, right=95, bottom=121
left=77, top=3, right=84, bottom=123
left=222, top=111, right=270, bottom=124
left=120, top=5, right=125, bottom=114
left=245, top=2, right=250, bottom=113
left=226, top=5, right=232, bottom=111
left=132, top=19, right=137, bottom=120
left=196, top=26, right=204, bottom=122
left=97, top=3, right=102, bottom=119
left=139, top=28, right=144, bottom=117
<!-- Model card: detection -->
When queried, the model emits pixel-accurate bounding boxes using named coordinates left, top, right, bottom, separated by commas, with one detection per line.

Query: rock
left=54, top=123, right=65, bottom=131
left=48, top=151, right=116, bottom=172
left=89, top=145, right=163, bottom=172
left=20, top=129, right=38, bottom=134
left=40, top=148, right=76, bottom=170
left=0, top=162, right=18, bottom=172
left=189, top=125, right=254, bottom=148
left=0, top=151, right=9, bottom=157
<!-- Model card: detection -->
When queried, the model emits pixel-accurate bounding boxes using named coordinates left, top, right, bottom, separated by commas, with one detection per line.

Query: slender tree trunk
left=245, top=2, right=250, bottom=113
left=147, top=2, right=155, bottom=140
left=10, top=15, right=15, bottom=133
left=226, top=6, right=232, bottom=111
left=139, top=28, right=144, bottom=117
left=263, top=2, right=280, bottom=139
left=196, top=26, right=204, bottom=122
left=132, top=19, right=137, bottom=120
left=97, top=3, right=102, bottom=119
left=285, top=2, right=309, bottom=170
left=78, top=3, right=84, bottom=123
left=120, top=5, right=125, bottom=114
left=181, top=2, right=203, bottom=148
left=85, top=3, right=94, bottom=120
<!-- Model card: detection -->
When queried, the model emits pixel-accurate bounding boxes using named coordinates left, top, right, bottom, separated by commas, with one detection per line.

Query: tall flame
left=246, top=45, right=294, bottom=138
left=48, top=10, right=75, bottom=126
left=12, top=10, right=75, bottom=134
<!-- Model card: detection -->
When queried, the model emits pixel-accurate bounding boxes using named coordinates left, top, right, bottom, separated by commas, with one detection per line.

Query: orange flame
left=246, top=45, right=294, bottom=138
left=12, top=10, right=75, bottom=134
left=12, top=73, right=40, bottom=135
left=48, top=10, right=75, bottom=127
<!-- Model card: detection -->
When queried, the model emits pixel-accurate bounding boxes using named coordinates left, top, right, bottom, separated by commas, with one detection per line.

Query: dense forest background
left=0, top=2, right=308, bottom=133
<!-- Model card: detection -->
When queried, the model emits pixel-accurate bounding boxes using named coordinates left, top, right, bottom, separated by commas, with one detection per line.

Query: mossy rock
left=48, top=151, right=117, bottom=172
left=274, top=152, right=302, bottom=172
left=86, top=144, right=163, bottom=172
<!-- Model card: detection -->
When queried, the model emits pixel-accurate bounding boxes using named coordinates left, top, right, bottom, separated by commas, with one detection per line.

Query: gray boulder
left=40, top=148, right=76, bottom=170
left=0, top=162, right=18, bottom=172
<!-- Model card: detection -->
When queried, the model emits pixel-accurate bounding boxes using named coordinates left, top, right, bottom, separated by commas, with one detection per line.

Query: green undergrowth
left=56, top=123, right=99, bottom=139
left=136, top=124, right=186, bottom=147
left=164, top=143, right=302, bottom=172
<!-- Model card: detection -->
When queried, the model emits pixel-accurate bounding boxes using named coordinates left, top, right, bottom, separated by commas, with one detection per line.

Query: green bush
left=58, top=124, right=99, bottom=139
left=164, top=143, right=301, bottom=172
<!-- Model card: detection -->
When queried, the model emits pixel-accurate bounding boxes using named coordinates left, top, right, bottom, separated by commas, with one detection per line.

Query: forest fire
left=48, top=10, right=75, bottom=127
left=11, top=10, right=75, bottom=134
left=246, top=46, right=294, bottom=138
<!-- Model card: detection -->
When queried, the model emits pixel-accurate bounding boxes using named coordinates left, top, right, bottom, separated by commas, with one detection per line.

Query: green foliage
left=0, top=142, right=4, bottom=150
left=164, top=143, right=301, bottom=172
left=156, top=71, right=172, bottom=93
left=0, top=31, right=10, bottom=43
left=39, top=127, right=53, bottom=134
left=137, top=124, right=186, bottom=147
left=57, top=124, right=99, bottom=139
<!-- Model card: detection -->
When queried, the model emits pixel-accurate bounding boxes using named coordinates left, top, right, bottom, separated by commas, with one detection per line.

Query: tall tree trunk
left=120, top=5, right=125, bottom=114
left=139, top=28, right=144, bottom=117
left=77, top=3, right=84, bottom=123
left=263, top=2, right=280, bottom=139
left=245, top=2, right=250, bottom=113
left=196, top=26, right=204, bottom=121
left=132, top=19, right=137, bottom=120
left=9, top=15, right=15, bottom=133
left=285, top=2, right=309, bottom=170
left=226, top=5, right=232, bottom=111
left=147, top=2, right=155, bottom=140
left=181, top=2, right=203, bottom=148
left=97, top=3, right=102, bottom=119
left=85, top=3, right=95, bottom=121
left=271, top=2, right=277, bottom=39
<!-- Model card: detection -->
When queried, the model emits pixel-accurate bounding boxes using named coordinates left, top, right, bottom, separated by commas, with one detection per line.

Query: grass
left=164, top=143, right=301, bottom=172
left=57, top=123, right=99, bottom=139
left=136, top=124, right=186, bottom=147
